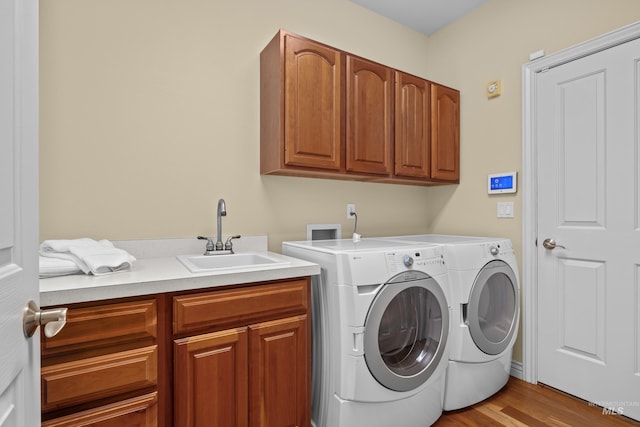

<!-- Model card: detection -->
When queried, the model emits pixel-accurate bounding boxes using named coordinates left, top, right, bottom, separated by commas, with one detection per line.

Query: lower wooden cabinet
left=174, top=328, right=249, bottom=427
left=173, top=279, right=310, bottom=427
left=249, top=315, right=308, bottom=427
left=42, top=278, right=311, bottom=427
left=41, top=298, right=160, bottom=425
left=42, top=393, right=158, bottom=427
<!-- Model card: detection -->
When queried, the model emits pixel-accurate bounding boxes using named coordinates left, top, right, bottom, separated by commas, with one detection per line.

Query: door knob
left=23, top=300, right=67, bottom=338
left=542, top=238, right=566, bottom=250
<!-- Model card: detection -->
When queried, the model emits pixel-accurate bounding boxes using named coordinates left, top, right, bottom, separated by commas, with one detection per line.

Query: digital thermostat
left=488, top=172, right=517, bottom=194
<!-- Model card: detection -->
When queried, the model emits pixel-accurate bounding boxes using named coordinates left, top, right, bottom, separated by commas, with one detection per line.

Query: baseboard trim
left=510, top=360, right=524, bottom=380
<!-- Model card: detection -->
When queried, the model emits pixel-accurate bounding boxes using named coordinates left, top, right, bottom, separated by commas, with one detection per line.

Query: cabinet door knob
left=23, top=300, right=68, bottom=338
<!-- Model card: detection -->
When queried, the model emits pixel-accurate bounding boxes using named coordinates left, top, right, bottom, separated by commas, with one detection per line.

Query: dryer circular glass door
left=467, top=260, right=519, bottom=355
left=363, top=271, right=449, bottom=392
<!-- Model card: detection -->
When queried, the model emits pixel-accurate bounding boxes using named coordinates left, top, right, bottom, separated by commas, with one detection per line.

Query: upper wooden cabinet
left=284, top=35, right=342, bottom=170
left=346, top=56, right=392, bottom=175
left=260, top=29, right=460, bottom=185
left=261, top=31, right=343, bottom=174
left=394, top=71, right=430, bottom=179
left=431, top=83, right=460, bottom=181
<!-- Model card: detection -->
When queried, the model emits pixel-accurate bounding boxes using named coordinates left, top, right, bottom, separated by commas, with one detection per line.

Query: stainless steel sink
left=176, top=252, right=290, bottom=273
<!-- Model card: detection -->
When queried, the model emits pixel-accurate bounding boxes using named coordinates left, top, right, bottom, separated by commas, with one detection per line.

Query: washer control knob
left=490, top=246, right=499, bottom=256
left=403, top=255, right=414, bottom=267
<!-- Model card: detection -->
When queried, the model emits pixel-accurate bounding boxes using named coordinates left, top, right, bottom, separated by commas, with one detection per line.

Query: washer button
left=403, top=255, right=414, bottom=267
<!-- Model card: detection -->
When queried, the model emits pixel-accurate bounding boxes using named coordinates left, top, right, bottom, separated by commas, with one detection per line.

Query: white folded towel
left=40, top=238, right=136, bottom=276
left=39, top=256, right=82, bottom=278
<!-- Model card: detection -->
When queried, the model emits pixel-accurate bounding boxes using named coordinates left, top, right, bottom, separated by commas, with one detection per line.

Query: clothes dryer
left=282, top=238, right=452, bottom=427
left=383, top=235, right=520, bottom=410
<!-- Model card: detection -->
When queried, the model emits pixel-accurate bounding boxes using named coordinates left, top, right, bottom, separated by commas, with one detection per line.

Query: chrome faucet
left=216, top=198, right=226, bottom=250
left=197, top=198, right=241, bottom=255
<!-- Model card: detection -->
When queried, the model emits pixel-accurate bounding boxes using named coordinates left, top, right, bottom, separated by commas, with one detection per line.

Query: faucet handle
left=224, top=235, right=241, bottom=252
left=197, top=236, right=215, bottom=252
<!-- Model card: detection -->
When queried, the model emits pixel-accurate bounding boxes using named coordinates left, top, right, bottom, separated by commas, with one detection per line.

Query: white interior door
left=0, top=0, right=40, bottom=425
left=536, top=36, right=640, bottom=421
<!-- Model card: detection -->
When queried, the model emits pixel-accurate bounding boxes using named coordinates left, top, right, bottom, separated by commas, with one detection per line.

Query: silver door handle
left=542, top=238, right=566, bottom=250
left=23, top=300, right=67, bottom=338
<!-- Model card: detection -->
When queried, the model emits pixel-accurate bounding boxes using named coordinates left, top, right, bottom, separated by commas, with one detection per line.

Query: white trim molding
left=510, top=360, right=523, bottom=381
left=521, top=20, right=640, bottom=385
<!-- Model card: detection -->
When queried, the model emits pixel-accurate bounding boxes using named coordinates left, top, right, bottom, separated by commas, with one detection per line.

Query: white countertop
left=39, top=237, right=320, bottom=306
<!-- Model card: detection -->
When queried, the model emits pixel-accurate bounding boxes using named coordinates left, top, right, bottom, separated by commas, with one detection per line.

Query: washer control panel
left=344, top=244, right=447, bottom=285
left=484, top=239, right=515, bottom=258
left=385, top=248, right=446, bottom=276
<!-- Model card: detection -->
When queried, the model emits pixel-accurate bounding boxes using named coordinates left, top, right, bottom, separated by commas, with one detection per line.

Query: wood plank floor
left=433, top=377, right=640, bottom=427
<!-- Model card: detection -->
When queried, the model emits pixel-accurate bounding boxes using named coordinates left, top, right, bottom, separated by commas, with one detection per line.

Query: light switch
left=497, top=202, right=514, bottom=218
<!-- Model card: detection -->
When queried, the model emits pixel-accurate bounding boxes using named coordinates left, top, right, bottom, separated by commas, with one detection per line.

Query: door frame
left=521, top=21, right=640, bottom=384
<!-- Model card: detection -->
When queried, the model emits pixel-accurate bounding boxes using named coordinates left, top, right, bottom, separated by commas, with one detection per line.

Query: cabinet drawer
left=42, top=392, right=158, bottom=427
left=42, top=299, right=157, bottom=356
left=173, top=279, right=309, bottom=335
left=42, top=345, right=158, bottom=411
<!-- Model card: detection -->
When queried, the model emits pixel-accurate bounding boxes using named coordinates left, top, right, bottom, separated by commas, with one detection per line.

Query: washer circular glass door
left=363, top=271, right=449, bottom=392
left=467, top=260, right=519, bottom=355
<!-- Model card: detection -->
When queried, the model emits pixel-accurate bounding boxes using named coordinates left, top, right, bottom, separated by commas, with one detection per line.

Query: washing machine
left=282, top=238, right=452, bottom=427
left=384, top=234, right=520, bottom=410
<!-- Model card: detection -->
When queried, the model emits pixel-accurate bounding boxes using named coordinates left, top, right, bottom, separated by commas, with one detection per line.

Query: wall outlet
left=347, top=203, right=356, bottom=219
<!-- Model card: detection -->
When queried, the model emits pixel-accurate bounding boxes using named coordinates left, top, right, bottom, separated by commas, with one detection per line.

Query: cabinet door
left=284, top=34, right=342, bottom=170
left=394, top=72, right=430, bottom=179
left=174, top=328, right=248, bottom=427
left=346, top=56, right=392, bottom=175
left=249, top=315, right=309, bottom=427
left=431, top=84, right=460, bottom=182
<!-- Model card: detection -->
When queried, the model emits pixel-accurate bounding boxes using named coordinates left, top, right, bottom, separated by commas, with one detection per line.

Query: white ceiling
left=351, top=0, right=487, bottom=36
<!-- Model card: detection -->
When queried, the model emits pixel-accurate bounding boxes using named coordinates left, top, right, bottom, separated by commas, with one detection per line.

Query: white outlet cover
left=347, top=203, right=356, bottom=219
left=497, top=202, right=514, bottom=218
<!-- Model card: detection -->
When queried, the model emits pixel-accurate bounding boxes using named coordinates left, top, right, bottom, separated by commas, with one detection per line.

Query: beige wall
left=424, top=0, right=640, bottom=252
left=420, top=0, right=640, bottom=362
left=39, top=0, right=435, bottom=247
left=40, top=0, right=640, bottom=364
